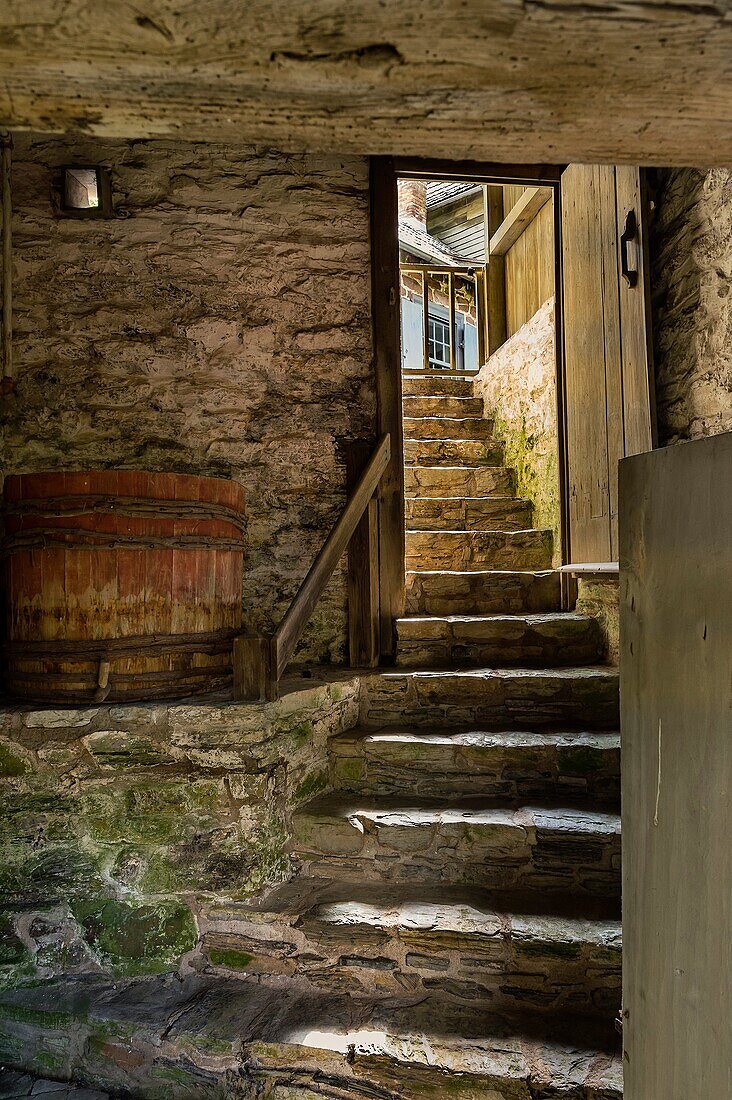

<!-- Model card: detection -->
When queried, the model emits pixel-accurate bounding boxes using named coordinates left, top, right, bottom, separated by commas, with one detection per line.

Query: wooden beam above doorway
left=1, top=3, right=730, bottom=164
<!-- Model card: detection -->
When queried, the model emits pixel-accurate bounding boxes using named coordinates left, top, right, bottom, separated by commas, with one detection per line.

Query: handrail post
left=345, top=440, right=380, bottom=667
left=232, top=434, right=391, bottom=703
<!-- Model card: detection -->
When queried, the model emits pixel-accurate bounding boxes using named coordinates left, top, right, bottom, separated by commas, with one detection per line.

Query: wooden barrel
left=2, top=471, right=246, bottom=704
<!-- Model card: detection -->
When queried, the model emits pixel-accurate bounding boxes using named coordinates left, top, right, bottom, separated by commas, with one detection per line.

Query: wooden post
left=370, top=158, right=405, bottom=661
left=1, top=134, right=12, bottom=392
left=422, top=269, right=430, bottom=372
left=345, top=441, right=380, bottom=668
left=485, top=185, right=507, bottom=356
left=233, top=634, right=277, bottom=702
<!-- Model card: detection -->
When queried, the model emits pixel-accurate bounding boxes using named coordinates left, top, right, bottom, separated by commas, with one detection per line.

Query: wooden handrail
left=234, top=433, right=391, bottom=701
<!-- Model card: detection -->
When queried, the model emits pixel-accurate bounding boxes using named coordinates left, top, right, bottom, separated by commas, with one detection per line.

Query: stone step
left=0, top=974, right=622, bottom=1100
left=329, top=727, right=620, bottom=806
left=396, top=612, right=605, bottom=668
left=292, top=795, right=621, bottom=899
left=402, top=372, right=476, bottom=397
left=359, top=667, right=619, bottom=729
left=405, top=528, right=554, bottom=571
left=403, top=415, right=494, bottom=441
left=403, top=393, right=484, bottom=418
left=202, top=891, right=621, bottom=1017
left=404, top=437, right=505, bottom=467
left=406, top=495, right=533, bottom=531
left=406, top=568, right=562, bottom=614
left=404, top=463, right=516, bottom=498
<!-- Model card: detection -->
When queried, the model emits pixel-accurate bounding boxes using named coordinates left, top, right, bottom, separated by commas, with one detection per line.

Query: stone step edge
left=403, top=436, right=500, bottom=443
left=359, top=666, right=619, bottom=694
left=402, top=415, right=488, bottom=424
left=330, top=726, right=621, bottom=747
left=249, top=1037, right=623, bottom=1099
left=403, top=464, right=512, bottom=474
left=395, top=611, right=599, bottom=626
left=405, top=527, right=553, bottom=537
left=405, top=567, right=560, bottom=579
left=405, top=495, right=531, bottom=503
left=0, top=976, right=623, bottom=1099
left=293, top=794, right=622, bottom=835
left=212, top=900, right=622, bottom=953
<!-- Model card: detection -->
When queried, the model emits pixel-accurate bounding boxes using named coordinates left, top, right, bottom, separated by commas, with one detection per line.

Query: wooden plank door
left=620, top=431, right=732, bottom=1098
left=561, top=164, right=655, bottom=564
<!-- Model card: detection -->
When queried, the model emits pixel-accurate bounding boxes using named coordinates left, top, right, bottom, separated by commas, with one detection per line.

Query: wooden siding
left=428, top=191, right=486, bottom=263
left=504, top=199, right=554, bottom=337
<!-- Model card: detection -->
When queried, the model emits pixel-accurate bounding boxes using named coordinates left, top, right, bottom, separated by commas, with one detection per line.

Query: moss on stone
left=83, top=731, right=173, bottom=769
left=559, top=745, right=607, bottom=776
left=207, top=946, right=254, bottom=970
left=292, top=768, right=328, bottom=804
left=70, top=898, right=197, bottom=975
left=0, top=744, right=27, bottom=777
left=279, top=719, right=313, bottom=752
left=82, top=777, right=225, bottom=847
left=0, top=845, right=105, bottom=907
left=332, top=758, right=363, bottom=785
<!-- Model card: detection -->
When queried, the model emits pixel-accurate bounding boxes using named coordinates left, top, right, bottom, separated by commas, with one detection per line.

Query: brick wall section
left=1, top=135, right=375, bottom=664
left=398, top=180, right=427, bottom=227
left=651, top=168, right=732, bottom=444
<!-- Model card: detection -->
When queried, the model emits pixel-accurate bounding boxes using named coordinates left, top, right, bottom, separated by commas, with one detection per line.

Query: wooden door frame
left=370, top=156, right=570, bottom=650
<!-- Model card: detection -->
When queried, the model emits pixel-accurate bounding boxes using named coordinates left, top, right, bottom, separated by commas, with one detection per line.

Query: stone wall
left=651, top=168, right=732, bottom=444
left=1, top=135, right=375, bottom=665
left=474, top=297, right=560, bottom=560
left=576, top=577, right=620, bottom=667
left=0, top=679, right=359, bottom=988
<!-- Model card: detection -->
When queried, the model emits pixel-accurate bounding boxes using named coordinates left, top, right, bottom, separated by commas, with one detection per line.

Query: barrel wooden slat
left=3, top=470, right=246, bottom=704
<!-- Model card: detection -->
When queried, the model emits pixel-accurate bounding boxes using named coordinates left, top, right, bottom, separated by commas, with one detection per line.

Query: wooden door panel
left=598, top=164, right=625, bottom=560
left=561, top=164, right=655, bottom=564
left=620, top=432, right=732, bottom=1098
left=561, top=164, right=613, bottom=562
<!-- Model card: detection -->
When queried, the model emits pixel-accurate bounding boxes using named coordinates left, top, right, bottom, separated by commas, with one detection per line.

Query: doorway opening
left=394, top=168, right=565, bottom=611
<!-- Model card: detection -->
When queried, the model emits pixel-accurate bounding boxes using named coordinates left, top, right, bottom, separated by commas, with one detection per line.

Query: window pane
left=428, top=315, right=450, bottom=367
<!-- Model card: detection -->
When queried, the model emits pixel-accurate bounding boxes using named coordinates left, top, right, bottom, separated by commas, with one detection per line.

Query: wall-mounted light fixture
left=60, top=166, right=113, bottom=217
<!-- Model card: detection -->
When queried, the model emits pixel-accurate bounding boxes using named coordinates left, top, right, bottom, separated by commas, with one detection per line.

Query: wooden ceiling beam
left=1, top=2, right=731, bottom=164
left=489, top=187, right=553, bottom=256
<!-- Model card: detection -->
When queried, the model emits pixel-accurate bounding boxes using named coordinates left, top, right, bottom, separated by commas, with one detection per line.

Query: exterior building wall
left=399, top=264, right=478, bottom=373
left=1, top=135, right=375, bottom=665
left=651, top=167, right=732, bottom=444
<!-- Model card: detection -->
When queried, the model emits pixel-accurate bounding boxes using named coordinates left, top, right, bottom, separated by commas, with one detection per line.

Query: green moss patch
left=71, top=899, right=196, bottom=975
left=0, top=744, right=28, bottom=777
left=207, top=946, right=254, bottom=970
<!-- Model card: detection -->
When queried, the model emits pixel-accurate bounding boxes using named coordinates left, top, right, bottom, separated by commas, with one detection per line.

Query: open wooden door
left=561, top=165, right=655, bottom=564
left=620, top=431, right=732, bottom=1097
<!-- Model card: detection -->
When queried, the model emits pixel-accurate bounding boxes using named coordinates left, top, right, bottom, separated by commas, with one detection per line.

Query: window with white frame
left=428, top=314, right=451, bottom=368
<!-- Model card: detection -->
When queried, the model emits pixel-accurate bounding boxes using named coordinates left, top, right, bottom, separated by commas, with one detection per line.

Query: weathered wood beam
left=346, top=441, right=380, bottom=669
left=1, top=134, right=11, bottom=390
left=489, top=187, right=552, bottom=256
left=0, top=3, right=730, bottom=163
left=371, top=159, right=404, bottom=659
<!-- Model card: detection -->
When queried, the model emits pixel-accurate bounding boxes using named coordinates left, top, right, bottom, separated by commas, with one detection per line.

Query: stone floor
left=0, top=1074, right=108, bottom=1100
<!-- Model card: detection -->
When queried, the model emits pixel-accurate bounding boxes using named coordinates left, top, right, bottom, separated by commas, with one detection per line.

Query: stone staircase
left=198, top=371, right=623, bottom=1097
